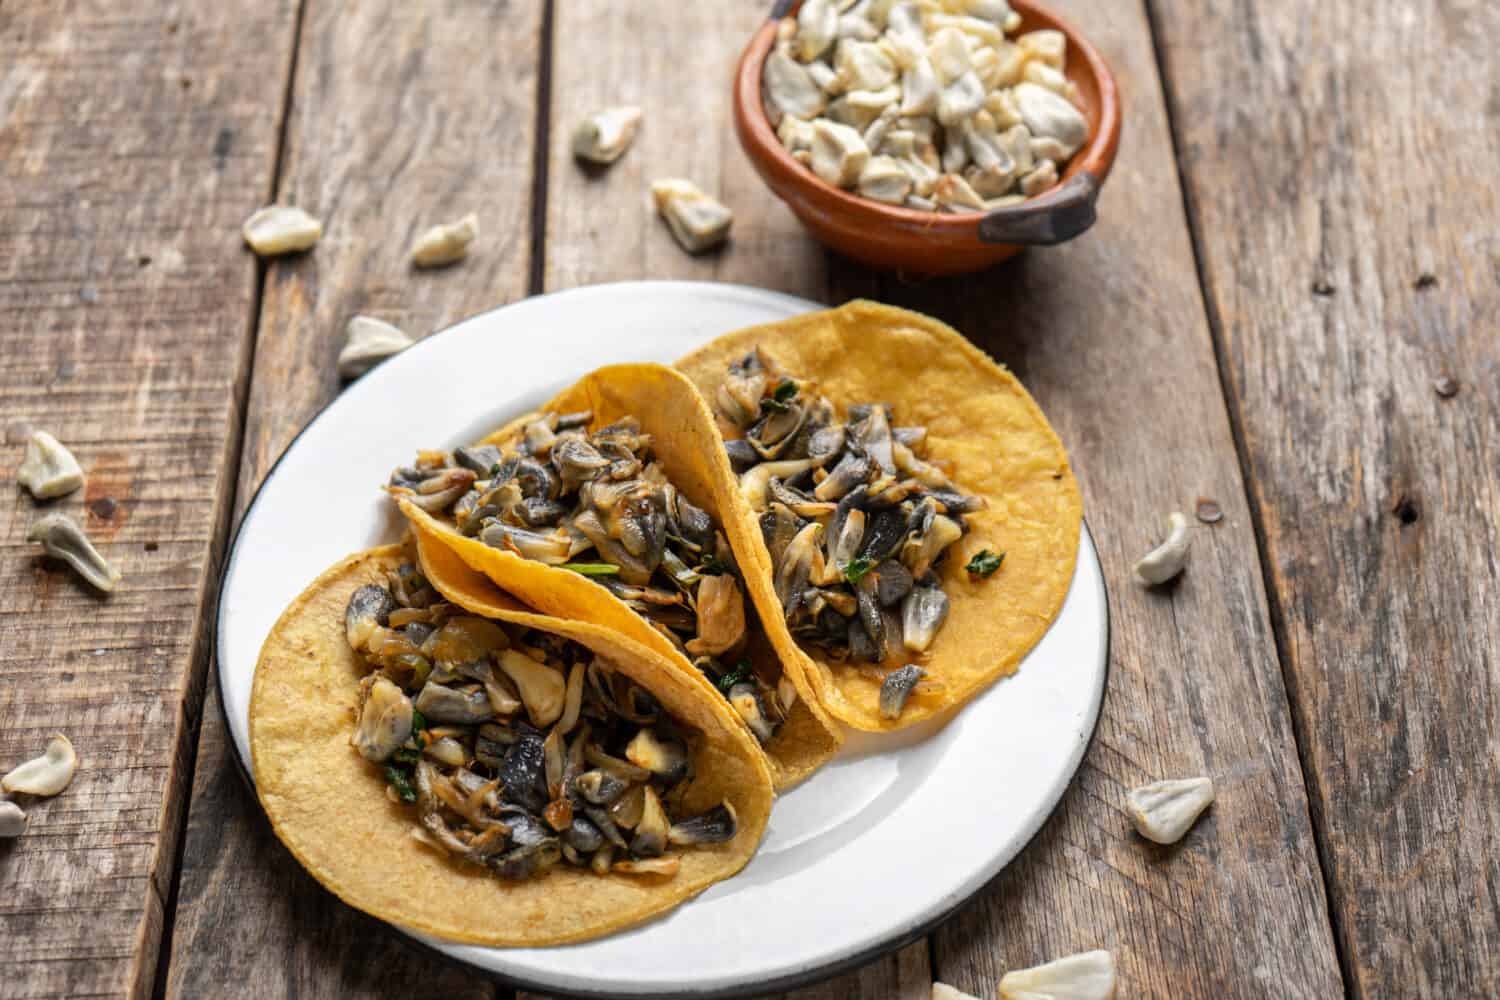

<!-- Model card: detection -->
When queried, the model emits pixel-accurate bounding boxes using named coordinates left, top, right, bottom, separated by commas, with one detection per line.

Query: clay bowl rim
left=733, top=0, right=1123, bottom=240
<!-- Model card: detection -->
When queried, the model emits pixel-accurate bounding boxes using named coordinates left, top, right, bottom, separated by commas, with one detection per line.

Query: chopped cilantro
left=965, top=549, right=1005, bottom=578
left=716, top=660, right=753, bottom=694
left=410, top=708, right=426, bottom=734
left=391, top=747, right=421, bottom=766
left=562, top=562, right=622, bottom=576
left=773, top=379, right=799, bottom=403
left=698, top=555, right=732, bottom=577
left=384, top=764, right=417, bottom=804
left=843, top=557, right=874, bottom=585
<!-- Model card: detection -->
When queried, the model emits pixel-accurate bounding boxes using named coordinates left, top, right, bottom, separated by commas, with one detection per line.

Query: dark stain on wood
left=83, top=453, right=133, bottom=538
left=214, top=127, right=235, bottom=169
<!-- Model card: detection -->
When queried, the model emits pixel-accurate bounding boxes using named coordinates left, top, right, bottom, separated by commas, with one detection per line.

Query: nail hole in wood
left=1414, top=273, right=1438, bottom=290
left=1393, top=496, right=1420, bottom=525
left=89, top=497, right=118, bottom=519
left=1434, top=376, right=1459, bottom=398
left=1311, top=280, right=1335, bottom=296
left=144, top=541, right=159, bottom=552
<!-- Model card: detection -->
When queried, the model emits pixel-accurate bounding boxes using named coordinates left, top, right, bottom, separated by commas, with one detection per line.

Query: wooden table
left=1, top=1, right=1494, bottom=996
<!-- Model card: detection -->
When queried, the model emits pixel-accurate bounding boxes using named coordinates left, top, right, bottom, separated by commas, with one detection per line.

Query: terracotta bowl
left=734, top=0, right=1121, bottom=274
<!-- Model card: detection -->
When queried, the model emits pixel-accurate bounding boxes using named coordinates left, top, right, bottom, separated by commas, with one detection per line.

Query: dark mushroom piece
left=575, top=769, right=629, bottom=805
left=563, top=815, right=605, bottom=853
left=873, top=560, right=914, bottom=606
left=813, top=450, right=872, bottom=501
left=392, top=467, right=476, bottom=513
left=454, top=443, right=503, bottom=475
left=345, top=585, right=398, bottom=652
left=879, top=665, right=926, bottom=720
left=724, top=437, right=760, bottom=472
left=728, top=682, right=778, bottom=743
left=668, top=802, right=738, bottom=846
left=496, top=729, right=549, bottom=814
left=414, top=682, right=495, bottom=724
left=901, top=585, right=951, bottom=653
left=479, top=523, right=575, bottom=564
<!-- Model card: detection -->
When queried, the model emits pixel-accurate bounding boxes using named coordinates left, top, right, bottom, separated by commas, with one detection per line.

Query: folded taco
left=386, top=363, right=841, bottom=789
left=251, top=542, right=774, bottom=946
left=675, top=301, right=1082, bottom=731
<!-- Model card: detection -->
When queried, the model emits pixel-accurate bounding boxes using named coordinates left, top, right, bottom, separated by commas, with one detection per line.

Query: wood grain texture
left=547, top=0, right=1343, bottom=996
left=1150, top=0, right=1500, bottom=993
left=543, top=0, right=879, bottom=299
left=162, top=0, right=543, bottom=996
left=0, top=1, right=298, bottom=996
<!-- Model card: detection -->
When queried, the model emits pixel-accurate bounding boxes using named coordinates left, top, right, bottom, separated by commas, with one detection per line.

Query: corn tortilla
left=675, top=301, right=1082, bottom=731
left=398, top=362, right=843, bottom=789
left=251, top=544, right=774, bottom=946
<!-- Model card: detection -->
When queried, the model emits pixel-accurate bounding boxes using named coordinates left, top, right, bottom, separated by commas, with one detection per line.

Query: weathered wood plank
left=545, top=0, right=1342, bottom=996
left=1150, top=0, right=1500, bottom=993
left=161, top=0, right=544, bottom=996
left=0, top=2, right=299, bottom=996
left=879, top=0, right=1343, bottom=991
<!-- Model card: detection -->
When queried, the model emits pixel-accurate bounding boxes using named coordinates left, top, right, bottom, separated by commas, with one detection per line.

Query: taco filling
left=343, top=558, right=738, bottom=882
left=384, top=412, right=793, bottom=747
left=710, top=348, right=986, bottom=720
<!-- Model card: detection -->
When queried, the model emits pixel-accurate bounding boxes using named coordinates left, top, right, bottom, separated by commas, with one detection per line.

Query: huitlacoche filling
left=345, top=561, right=738, bottom=882
left=385, top=412, right=789, bottom=745
left=714, top=349, right=986, bottom=719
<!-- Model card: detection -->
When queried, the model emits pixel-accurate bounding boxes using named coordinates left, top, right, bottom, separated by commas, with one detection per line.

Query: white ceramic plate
left=218, top=281, right=1108, bottom=998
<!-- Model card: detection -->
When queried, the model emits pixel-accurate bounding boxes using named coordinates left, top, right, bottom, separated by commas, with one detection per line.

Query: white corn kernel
left=1030, top=135, right=1070, bottom=164
left=766, top=49, right=827, bottom=120
left=797, top=0, right=838, bottom=60
left=900, top=54, right=940, bottom=115
left=410, top=213, right=478, bottom=268
left=1133, top=511, right=1192, bottom=584
left=571, top=106, right=643, bottom=165
left=937, top=71, right=986, bottom=125
left=0, top=801, right=26, bottom=838
left=18, top=431, right=84, bottom=499
left=934, top=172, right=986, bottom=211
left=927, top=26, right=971, bottom=82
left=837, top=40, right=898, bottom=91
left=2, top=734, right=78, bottom=797
left=1128, top=776, right=1215, bottom=844
left=1018, top=28, right=1067, bottom=70
left=1019, top=159, right=1058, bottom=197
left=242, top=205, right=322, bottom=256
left=651, top=179, right=733, bottom=254
left=27, top=513, right=120, bottom=592
left=931, top=984, right=980, bottom=1000
left=857, top=155, right=914, bottom=204
left=811, top=119, right=871, bottom=187
left=338, top=316, right=414, bottom=380
left=999, top=950, right=1117, bottom=999
left=1014, top=82, right=1088, bottom=157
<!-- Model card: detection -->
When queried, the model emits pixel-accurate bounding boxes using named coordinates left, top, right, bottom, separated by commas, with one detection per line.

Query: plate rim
left=212, top=279, right=1111, bottom=998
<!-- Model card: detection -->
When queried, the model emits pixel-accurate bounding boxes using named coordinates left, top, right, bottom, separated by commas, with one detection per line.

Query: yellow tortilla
left=398, top=362, right=843, bottom=789
left=675, top=301, right=1083, bottom=731
left=251, top=544, right=775, bottom=947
